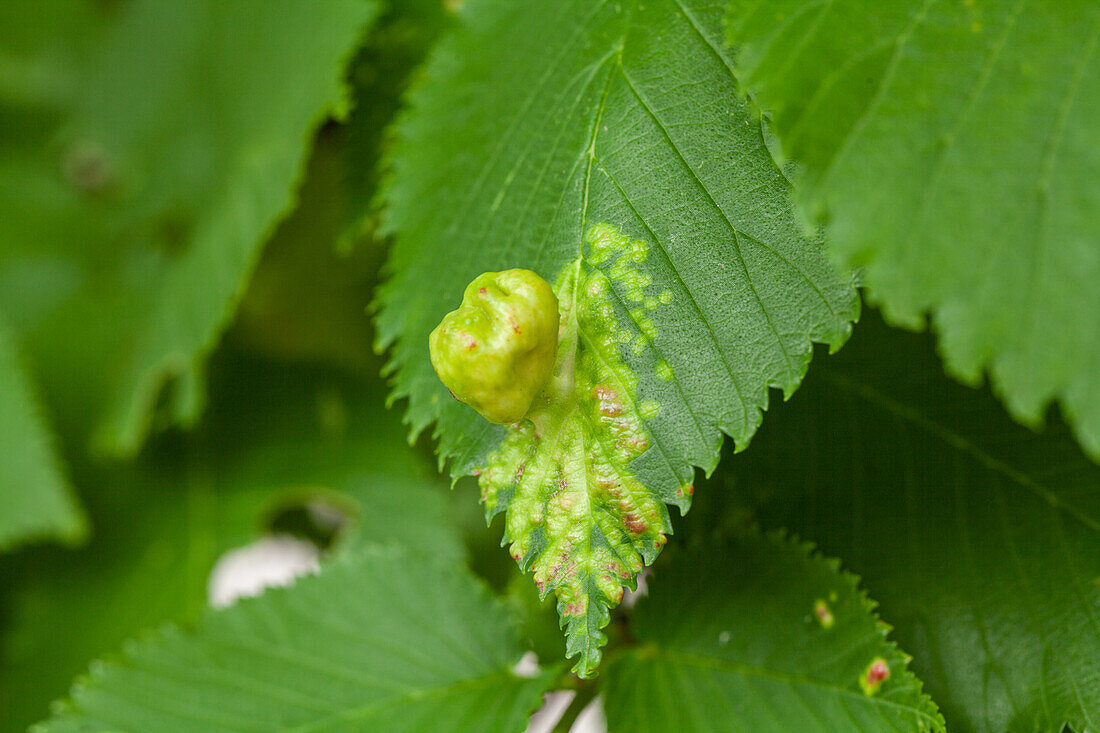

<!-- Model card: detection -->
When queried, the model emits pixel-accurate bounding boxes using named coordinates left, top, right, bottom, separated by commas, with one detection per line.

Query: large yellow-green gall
left=429, top=269, right=559, bottom=424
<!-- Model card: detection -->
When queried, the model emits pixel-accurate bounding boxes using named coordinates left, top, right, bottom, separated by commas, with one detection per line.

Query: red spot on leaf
left=867, top=659, right=890, bottom=686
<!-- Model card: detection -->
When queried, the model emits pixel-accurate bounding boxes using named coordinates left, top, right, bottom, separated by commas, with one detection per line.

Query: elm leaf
left=605, top=532, right=944, bottom=732
left=0, top=314, right=85, bottom=552
left=726, top=0, right=1100, bottom=459
left=36, top=548, right=552, bottom=733
left=378, top=0, right=858, bottom=674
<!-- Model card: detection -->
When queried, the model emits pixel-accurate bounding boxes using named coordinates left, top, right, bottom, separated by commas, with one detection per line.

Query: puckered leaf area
left=726, top=313, right=1100, bottom=732
left=36, top=548, right=553, bottom=733
left=605, top=532, right=944, bottom=732
left=726, top=0, right=1100, bottom=460
left=378, top=0, right=859, bottom=674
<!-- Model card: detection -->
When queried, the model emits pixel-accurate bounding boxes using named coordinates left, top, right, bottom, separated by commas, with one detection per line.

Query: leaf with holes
left=36, top=547, right=553, bottom=733
left=604, top=531, right=944, bottom=732
left=726, top=0, right=1100, bottom=459
left=724, top=313, right=1100, bottom=732
left=378, top=0, right=858, bottom=675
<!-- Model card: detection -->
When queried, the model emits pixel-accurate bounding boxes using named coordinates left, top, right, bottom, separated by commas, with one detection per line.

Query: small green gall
left=429, top=269, right=559, bottom=424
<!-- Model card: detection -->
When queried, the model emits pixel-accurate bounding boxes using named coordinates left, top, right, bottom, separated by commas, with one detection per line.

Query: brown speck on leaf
left=593, top=384, right=624, bottom=417
left=622, top=511, right=647, bottom=535
left=62, top=140, right=114, bottom=194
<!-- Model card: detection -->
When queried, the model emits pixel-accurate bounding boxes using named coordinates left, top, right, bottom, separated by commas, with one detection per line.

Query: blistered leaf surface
left=476, top=234, right=684, bottom=675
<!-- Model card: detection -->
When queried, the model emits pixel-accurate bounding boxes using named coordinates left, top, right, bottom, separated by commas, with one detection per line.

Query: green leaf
left=725, top=313, right=1100, bottom=732
left=0, top=0, right=380, bottom=455
left=0, top=0, right=104, bottom=115
left=229, top=127, right=385, bottom=374
left=725, top=0, right=1100, bottom=459
left=0, top=314, right=85, bottom=551
left=341, top=0, right=452, bottom=250
left=36, top=547, right=554, bottom=732
left=0, top=357, right=461, bottom=732
left=378, top=0, right=858, bottom=674
left=604, top=532, right=943, bottom=732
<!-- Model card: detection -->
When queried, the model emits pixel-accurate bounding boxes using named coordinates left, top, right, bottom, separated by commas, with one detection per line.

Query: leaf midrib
left=285, top=668, right=530, bottom=732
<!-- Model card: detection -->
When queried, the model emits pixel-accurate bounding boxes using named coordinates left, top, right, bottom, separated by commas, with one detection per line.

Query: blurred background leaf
left=340, top=0, right=451, bottom=252
left=0, top=0, right=381, bottom=457
left=0, top=314, right=85, bottom=552
left=0, top=348, right=461, bottom=731
left=0, top=1, right=461, bottom=728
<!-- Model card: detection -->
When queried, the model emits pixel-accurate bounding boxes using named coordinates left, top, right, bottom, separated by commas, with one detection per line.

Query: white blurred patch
left=207, top=535, right=320, bottom=609
left=525, top=690, right=575, bottom=733
left=571, top=696, right=606, bottom=732
left=513, top=650, right=542, bottom=678
left=621, top=566, right=651, bottom=609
